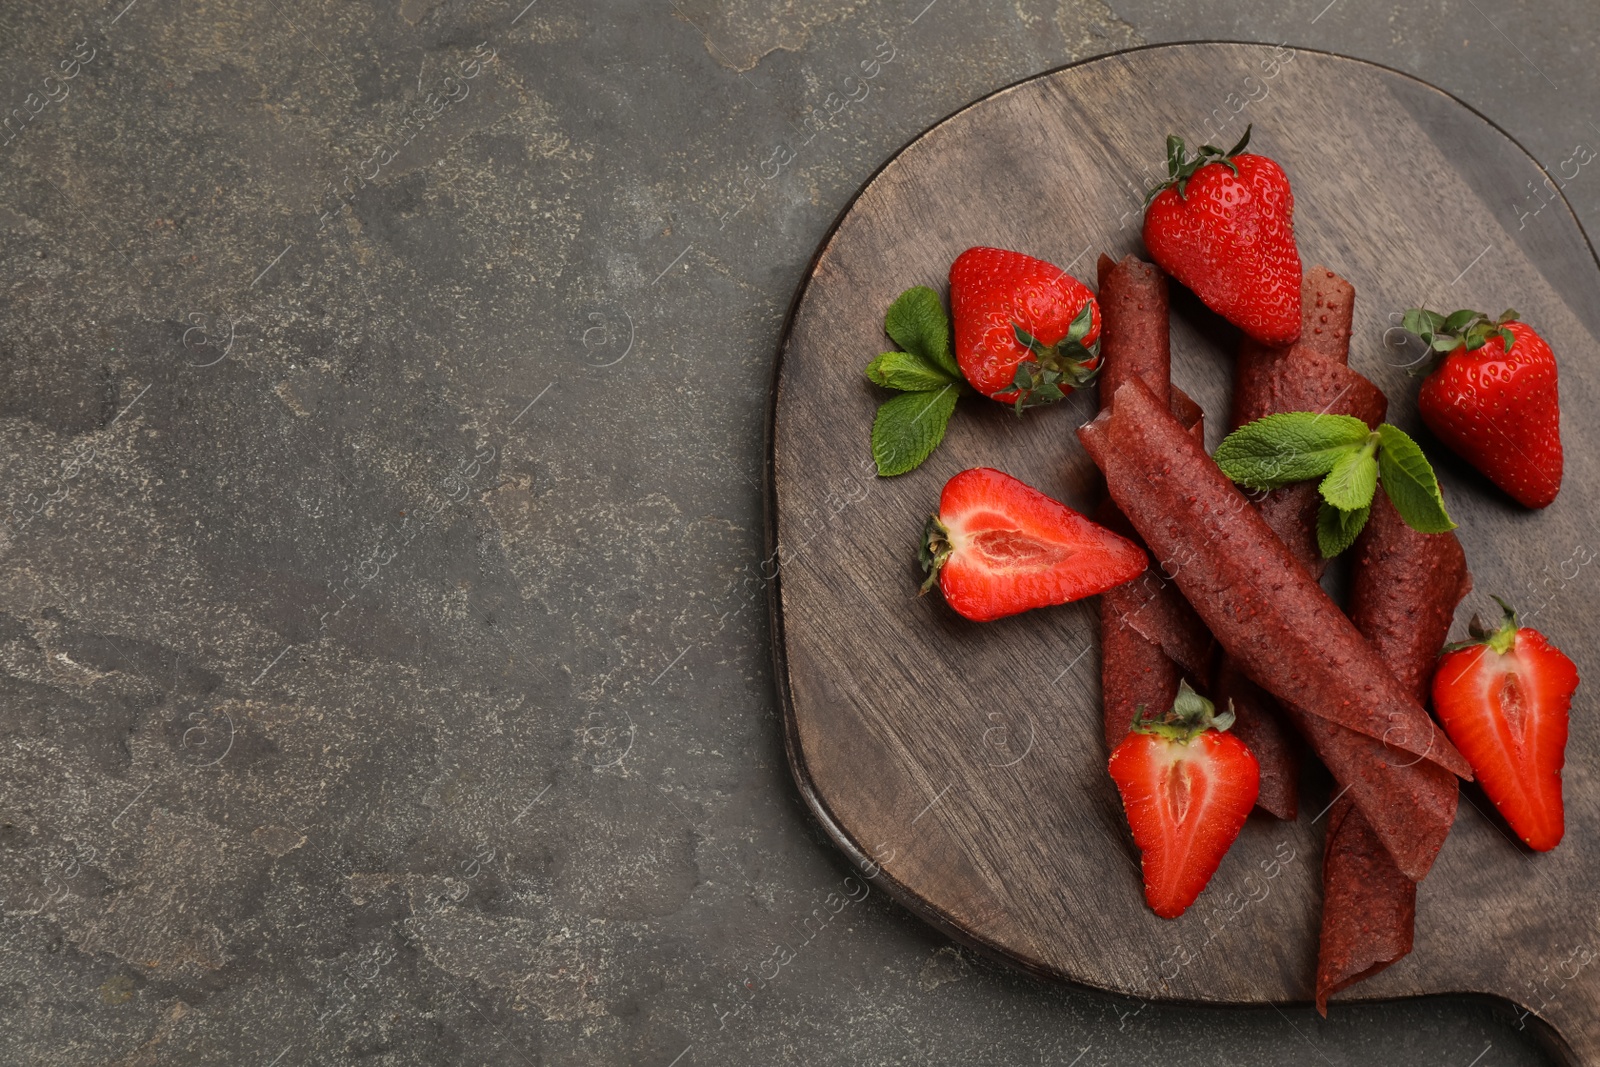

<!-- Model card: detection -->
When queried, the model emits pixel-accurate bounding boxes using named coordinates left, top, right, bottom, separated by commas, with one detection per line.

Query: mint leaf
left=1317, top=500, right=1370, bottom=558
left=1319, top=445, right=1379, bottom=511
left=871, top=386, right=958, bottom=476
left=884, top=287, right=958, bottom=378
left=1375, top=423, right=1456, bottom=533
left=866, top=350, right=957, bottom=392
left=1214, top=413, right=1371, bottom=489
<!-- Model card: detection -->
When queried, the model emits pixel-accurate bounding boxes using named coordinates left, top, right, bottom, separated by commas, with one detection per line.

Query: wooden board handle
left=1514, top=952, right=1600, bottom=1066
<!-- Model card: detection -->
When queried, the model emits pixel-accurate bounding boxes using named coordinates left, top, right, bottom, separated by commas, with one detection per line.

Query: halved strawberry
left=919, top=467, right=1145, bottom=622
left=1432, top=598, right=1579, bottom=851
left=1109, top=682, right=1260, bottom=919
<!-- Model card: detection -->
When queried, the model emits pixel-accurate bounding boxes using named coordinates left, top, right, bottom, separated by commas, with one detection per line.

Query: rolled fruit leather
left=1094, top=254, right=1214, bottom=749
left=1315, top=490, right=1470, bottom=1014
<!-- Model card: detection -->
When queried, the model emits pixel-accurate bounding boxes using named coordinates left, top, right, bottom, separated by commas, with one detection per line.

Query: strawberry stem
left=1400, top=307, right=1518, bottom=373
left=918, top=513, right=953, bottom=595
left=1129, top=680, right=1236, bottom=742
left=1145, top=124, right=1252, bottom=204
left=1446, top=595, right=1520, bottom=655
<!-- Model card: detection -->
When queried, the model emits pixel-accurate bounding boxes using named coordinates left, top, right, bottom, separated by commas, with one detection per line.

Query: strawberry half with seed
left=919, top=467, right=1144, bottom=622
left=949, top=247, right=1101, bottom=412
left=1432, top=598, right=1578, bottom=851
left=1109, top=681, right=1260, bottom=919
left=1405, top=307, right=1563, bottom=509
left=1142, top=125, right=1302, bottom=345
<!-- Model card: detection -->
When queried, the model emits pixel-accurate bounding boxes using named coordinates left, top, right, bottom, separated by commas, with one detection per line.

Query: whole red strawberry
left=1108, top=681, right=1260, bottom=919
left=949, top=247, right=1101, bottom=412
left=920, top=468, right=1145, bottom=622
left=1406, top=308, right=1563, bottom=509
left=1142, top=126, right=1302, bottom=346
left=1432, top=597, right=1578, bottom=851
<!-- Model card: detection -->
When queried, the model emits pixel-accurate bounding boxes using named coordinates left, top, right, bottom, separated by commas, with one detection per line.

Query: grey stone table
left=0, top=1, right=1592, bottom=1064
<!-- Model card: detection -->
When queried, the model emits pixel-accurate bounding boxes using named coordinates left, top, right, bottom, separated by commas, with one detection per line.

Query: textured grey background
left=0, top=1, right=1593, bottom=1064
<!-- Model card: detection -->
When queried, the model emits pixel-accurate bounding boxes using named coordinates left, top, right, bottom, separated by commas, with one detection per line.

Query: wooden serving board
left=766, top=42, right=1600, bottom=1063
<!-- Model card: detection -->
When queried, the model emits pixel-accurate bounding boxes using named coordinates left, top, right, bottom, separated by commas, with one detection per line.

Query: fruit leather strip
left=1281, top=697, right=1460, bottom=882
left=1314, top=491, right=1471, bottom=1011
left=1097, top=253, right=1170, bottom=411
left=1231, top=353, right=1388, bottom=434
left=1077, top=378, right=1471, bottom=782
left=1349, top=492, right=1473, bottom=703
left=1094, top=254, right=1215, bottom=751
left=1097, top=490, right=1211, bottom=751
left=1213, top=658, right=1298, bottom=820
left=1169, top=385, right=1204, bottom=442
left=1099, top=589, right=1182, bottom=751
left=1251, top=485, right=1331, bottom=581
left=1298, top=266, right=1357, bottom=361
left=1314, top=794, right=1417, bottom=1015
left=1094, top=500, right=1214, bottom=682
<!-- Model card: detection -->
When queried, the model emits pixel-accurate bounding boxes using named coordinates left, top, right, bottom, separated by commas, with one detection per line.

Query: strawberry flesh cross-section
left=919, top=468, right=1145, bottom=623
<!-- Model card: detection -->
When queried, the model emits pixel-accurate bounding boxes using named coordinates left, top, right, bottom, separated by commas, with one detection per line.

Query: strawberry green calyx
left=918, top=513, right=954, bottom=595
left=1008, top=302, right=1101, bottom=414
left=1401, top=307, right=1519, bottom=368
left=1145, top=125, right=1253, bottom=204
left=1129, top=680, right=1236, bottom=742
left=1445, top=595, right=1521, bottom=655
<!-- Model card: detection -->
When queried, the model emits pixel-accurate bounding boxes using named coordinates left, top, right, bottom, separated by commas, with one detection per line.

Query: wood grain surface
left=766, top=42, right=1600, bottom=1064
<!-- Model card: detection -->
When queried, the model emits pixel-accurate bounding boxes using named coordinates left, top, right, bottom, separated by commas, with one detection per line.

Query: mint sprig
left=885, top=285, right=959, bottom=378
left=866, top=350, right=956, bottom=392
left=1319, top=436, right=1379, bottom=511
left=1215, top=412, right=1456, bottom=557
left=865, top=287, right=968, bottom=476
left=1213, top=413, right=1370, bottom=489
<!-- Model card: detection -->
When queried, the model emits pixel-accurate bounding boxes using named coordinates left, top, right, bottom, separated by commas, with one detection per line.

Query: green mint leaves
left=1213, top=413, right=1370, bottom=489
left=883, top=286, right=960, bottom=378
left=1373, top=423, right=1455, bottom=533
left=1316, top=500, right=1370, bottom=559
left=871, top=386, right=960, bottom=477
left=866, top=350, right=956, bottom=392
left=866, top=287, right=967, bottom=476
left=1215, top=412, right=1455, bottom=558
left=1401, top=306, right=1518, bottom=356
left=1319, top=436, right=1379, bottom=511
